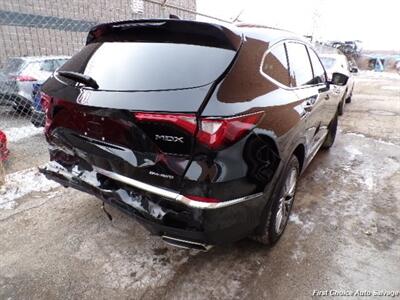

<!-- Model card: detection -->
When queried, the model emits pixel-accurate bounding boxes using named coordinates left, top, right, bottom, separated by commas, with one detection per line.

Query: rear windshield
left=320, top=57, right=336, bottom=70
left=2, top=58, right=25, bottom=74
left=59, top=42, right=236, bottom=91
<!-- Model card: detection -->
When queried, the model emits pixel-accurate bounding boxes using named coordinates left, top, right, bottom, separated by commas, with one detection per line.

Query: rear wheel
left=252, top=155, right=299, bottom=245
left=338, top=91, right=347, bottom=116
left=345, top=94, right=352, bottom=103
left=322, top=113, right=338, bottom=149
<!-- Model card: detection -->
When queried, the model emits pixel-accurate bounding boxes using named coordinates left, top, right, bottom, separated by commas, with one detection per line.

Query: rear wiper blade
left=57, top=71, right=99, bottom=89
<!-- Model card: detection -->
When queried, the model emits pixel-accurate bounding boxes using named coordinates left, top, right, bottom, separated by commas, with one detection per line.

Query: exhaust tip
left=162, top=235, right=212, bottom=251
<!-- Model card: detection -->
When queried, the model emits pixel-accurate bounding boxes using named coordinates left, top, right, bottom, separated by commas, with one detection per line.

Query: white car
left=319, top=53, right=357, bottom=115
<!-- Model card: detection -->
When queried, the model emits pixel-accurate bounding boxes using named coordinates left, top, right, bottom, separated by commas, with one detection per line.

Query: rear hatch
left=42, top=19, right=242, bottom=190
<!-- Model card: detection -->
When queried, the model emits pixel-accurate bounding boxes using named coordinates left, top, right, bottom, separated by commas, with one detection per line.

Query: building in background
left=0, top=0, right=196, bottom=66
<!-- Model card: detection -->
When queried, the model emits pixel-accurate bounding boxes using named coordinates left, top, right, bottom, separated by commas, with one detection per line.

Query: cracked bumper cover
left=39, top=162, right=266, bottom=245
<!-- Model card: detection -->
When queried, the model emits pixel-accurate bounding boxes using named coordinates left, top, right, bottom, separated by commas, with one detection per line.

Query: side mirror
left=330, top=72, right=348, bottom=86
left=350, top=67, right=358, bottom=73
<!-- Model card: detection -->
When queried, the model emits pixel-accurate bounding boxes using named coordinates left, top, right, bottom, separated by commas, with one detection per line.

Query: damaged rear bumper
left=40, top=162, right=266, bottom=245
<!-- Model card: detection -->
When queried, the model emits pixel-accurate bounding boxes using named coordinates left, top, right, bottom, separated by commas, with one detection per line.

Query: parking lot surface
left=1, top=71, right=399, bottom=299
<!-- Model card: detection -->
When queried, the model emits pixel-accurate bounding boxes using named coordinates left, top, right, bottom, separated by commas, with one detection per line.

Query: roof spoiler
left=86, top=19, right=242, bottom=50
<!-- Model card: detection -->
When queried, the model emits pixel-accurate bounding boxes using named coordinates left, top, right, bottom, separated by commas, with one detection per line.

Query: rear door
left=286, top=42, right=328, bottom=158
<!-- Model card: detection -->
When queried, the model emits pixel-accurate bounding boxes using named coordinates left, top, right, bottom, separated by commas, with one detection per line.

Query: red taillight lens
left=13, top=75, right=37, bottom=82
left=135, top=112, right=197, bottom=135
left=133, top=111, right=264, bottom=150
left=198, top=112, right=264, bottom=150
left=41, top=93, right=53, bottom=132
left=0, top=130, right=7, bottom=145
left=40, top=92, right=51, bottom=113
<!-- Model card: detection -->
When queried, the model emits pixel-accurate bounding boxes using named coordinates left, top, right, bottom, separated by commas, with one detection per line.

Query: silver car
left=0, top=56, right=69, bottom=114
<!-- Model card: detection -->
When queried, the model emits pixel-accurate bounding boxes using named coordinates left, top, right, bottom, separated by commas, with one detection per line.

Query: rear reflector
left=184, top=194, right=219, bottom=203
left=134, top=111, right=264, bottom=150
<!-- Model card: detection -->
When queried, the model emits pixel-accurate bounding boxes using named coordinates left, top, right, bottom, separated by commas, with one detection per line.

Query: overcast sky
left=197, top=0, right=400, bottom=51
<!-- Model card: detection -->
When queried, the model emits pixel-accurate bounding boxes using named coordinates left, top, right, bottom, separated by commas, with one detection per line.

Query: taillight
left=135, top=112, right=197, bottom=135
left=0, top=130, right=7, bottom=145
left=198, top=112, right=264, bottom=149
left=134, top=111, right=264, bottom=150
left=40, top=92, right=51, bottom=113
left=13, top=75, right=37, bottom=82
left=41, top=92, right=53, bottom=132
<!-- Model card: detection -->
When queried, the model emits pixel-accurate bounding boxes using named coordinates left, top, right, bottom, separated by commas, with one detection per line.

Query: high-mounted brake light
left=134, top=111, right=264, bottom=150
left=13, top=75, right=37, bottom=82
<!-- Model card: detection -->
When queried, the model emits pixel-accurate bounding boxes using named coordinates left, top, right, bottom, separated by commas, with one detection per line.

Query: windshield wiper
left=57, top=71, right=99, bottom=89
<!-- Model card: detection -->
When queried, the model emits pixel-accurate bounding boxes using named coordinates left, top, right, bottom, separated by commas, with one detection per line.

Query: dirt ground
left=1, top=71, right=399, bottom=299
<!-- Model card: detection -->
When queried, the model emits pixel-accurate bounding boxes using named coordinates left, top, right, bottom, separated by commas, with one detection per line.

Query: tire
left=322, top=113, right=338, bottom=149
left=251, top=155, right=300, bottom=245
left=346, top=88, right=353, bottom=103
left=338, top=99, right=344, bottom=116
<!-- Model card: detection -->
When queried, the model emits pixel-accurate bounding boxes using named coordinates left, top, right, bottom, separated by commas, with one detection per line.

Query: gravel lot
left=1, top=71, right=399, bottom=299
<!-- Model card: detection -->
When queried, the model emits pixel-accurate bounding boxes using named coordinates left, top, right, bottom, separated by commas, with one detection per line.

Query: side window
left=308, top=48, right=326, bottom=84
left=286, top=42, right=314, bottom=87
left=262, top=43, right=290, bottom=86
left=55, top=59, right=68, bottom=69
left=40, top=60, right=55, bottom=72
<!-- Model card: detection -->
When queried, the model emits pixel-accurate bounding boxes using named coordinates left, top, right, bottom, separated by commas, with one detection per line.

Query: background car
left=0, top=56, right=69, bottom=114
left=0, top=129, right=9, bottom=162
left=30, top=83, right=46, bottom=127
left=319, top=53, right=357, bottom=115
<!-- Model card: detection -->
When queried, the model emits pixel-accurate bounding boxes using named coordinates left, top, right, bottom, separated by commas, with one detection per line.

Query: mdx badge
left=155, top=135, right=184, bottom=143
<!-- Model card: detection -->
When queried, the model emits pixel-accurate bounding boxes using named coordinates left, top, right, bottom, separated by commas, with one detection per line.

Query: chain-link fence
left=0, top=0, right=206, bottom=174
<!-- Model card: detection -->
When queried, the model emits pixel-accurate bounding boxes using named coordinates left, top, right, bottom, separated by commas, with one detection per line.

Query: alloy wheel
left=274, top=167, right=298, bottom=234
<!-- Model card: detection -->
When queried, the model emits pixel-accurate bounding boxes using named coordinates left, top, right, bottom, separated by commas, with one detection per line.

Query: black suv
left=40, top=19, right=348, bottom=250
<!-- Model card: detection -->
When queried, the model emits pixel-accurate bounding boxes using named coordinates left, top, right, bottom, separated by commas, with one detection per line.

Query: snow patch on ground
left=0, top=167, right=59, bottom=209
left=289, top=213, right=303, bottom=225
left=345, top=132, right=399, bottom=148
left=3, top=125, right=43, bottom=143
left=344, top=145, right=362, bottom=160
left=381, top=85, right=400, bottom=90
left=357, top=71, right=400, bottom=80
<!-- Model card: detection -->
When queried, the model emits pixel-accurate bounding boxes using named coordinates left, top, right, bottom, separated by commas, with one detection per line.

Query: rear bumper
left=40, top=162, right=266, bottom=245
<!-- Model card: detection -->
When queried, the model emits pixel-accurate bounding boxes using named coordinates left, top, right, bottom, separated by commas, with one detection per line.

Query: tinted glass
left=286, top=42, right=314, bottom=87
left=55, top=59, right=68, bottom=68
left=308, top=48, right=326, bottom=84
left=262, top=43, right=290, bottom=86
left=59, top=42, right=236, bottom=91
